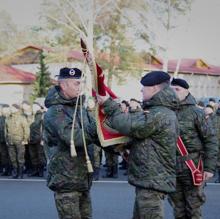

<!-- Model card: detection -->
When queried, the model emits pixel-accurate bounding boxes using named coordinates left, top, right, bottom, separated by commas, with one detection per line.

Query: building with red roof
left=145, top=56, right=220, bottom=98
left=0, top=65, right=36, bottom=104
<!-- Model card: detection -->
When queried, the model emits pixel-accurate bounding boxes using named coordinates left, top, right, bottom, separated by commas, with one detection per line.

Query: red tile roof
left=145, top=58, right=220, bottom=76
left=17, top=45, right=53, bottom=53
left=0, top=65, right=36, bottom=84
left=67, top=50, right=120, bottom=65
left=67, top=50, right=84, bottom=61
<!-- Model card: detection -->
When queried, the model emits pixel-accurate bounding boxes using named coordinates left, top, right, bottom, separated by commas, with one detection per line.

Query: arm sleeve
left=103, top=98, right=160, bottom=139
left=195, top=111, right=219, bottom=173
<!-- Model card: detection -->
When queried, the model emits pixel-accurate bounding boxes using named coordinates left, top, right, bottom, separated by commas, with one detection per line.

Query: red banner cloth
left=81, top=39, right=129, bottom=146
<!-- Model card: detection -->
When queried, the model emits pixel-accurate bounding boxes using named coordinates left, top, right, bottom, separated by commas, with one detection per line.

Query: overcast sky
left=1, top=0, right=220, bottom=65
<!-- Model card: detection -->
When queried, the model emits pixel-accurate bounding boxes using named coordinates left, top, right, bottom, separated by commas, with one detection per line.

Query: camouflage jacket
left=216, top=109, right=220, bottom=141
left=0, top=115, right=6, bottom=144
left=5, top=112, right=30, bottom=145
left=29, top=111, right=44, bottom=144
left=43, top=86, right=98, bottom=193
left=176, top=94, right=218, bottom=174
left=103, top=86, right=179, bottom=193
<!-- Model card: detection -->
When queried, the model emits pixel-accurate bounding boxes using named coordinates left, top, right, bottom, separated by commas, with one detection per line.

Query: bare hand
left=97, top=94, right=110, bottom=105
left=203, top=171, right=214, bottom=181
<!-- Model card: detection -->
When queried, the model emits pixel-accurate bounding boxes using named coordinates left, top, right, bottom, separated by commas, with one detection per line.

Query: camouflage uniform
left=5, top=111, right=29, bottom=177
left=0, top=114, right=11, bottom=175
left=23, top=112, right=33, bottom=174
left=43, top=86, right=99, bottom=219
left=168, top=94, right=218, bottom=219
left=29, top=110, right=46, bottom=176
left=214, top=108, right=220, bottom=182
left=103, top=86, right=179, bottom=219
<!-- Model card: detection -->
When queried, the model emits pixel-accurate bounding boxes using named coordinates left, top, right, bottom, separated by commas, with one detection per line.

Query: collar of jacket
left=179, top=93, right=197, bottom=106
left=142, top=85, right=179, bottom=110
left=45, top=86, right=85, bottom=108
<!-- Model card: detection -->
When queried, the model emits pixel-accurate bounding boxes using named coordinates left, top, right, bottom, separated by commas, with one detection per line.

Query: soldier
left=97, top=71, right=179, bottom=219
left=28, top=102, right=46, bottom=177
left=5, top=104, right=29, bottom=179
left=21, top=101, right=33, bottom=174
left=0, top=104, right=12, bottom=176
left=43, top=67, right=100, bottom=219
left=169, top=78, right=218, bottom=219
left=118, top=100, right=130, bottom=172
left=120, top=100, right=130, bottom=113
left=215, top=102, right=220, bottom=183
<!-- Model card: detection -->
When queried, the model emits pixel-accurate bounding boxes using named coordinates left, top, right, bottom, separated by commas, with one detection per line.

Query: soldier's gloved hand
left=203, top=171, right=214, bottom=181
left=97, top=94, right=110, bottom=105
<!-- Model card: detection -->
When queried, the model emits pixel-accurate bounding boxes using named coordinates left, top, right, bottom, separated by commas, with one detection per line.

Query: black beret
left=121, top=100, right=129, bottom=107
left=130, top=98, right=140, bottom=104
left=12, top=104, right=20, bottom=109
left=206, top=104, right=214, bottom=110
left=57, top=67, right=82, bottom=79
left=209, top=98, right=215, bottom=102
left=140, top=71, right=170, bottom=86
left=171, top=78, right=189, bottom=89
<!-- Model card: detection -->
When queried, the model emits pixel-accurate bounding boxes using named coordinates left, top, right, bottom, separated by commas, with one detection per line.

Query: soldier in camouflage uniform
left=215, top=103, right=220, bottom=183
left=98, top=71, right=179, bottom=219
left=28, top=102, right=46, bottom=177
left=0, top=105, right=12, bottom=176
left=5, top=104, right=29, bottom=178
left=21, top=101, right=34, bottom=174
left=43, top=67, right=99, bottom=219
left=169, top=78, right=219, bottom=219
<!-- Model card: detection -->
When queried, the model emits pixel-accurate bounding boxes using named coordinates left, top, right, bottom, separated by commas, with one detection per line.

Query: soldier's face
left=2, top=108, right=10, bottom=116
left=121, top=103, right=128, bottom=112
left=171, top=85, right=189, bottom=101
left=11, top=106, right=19, bottom=114
left=60, top=79, right=82, bottom=99
left=141, top=86, right=158, bottom=101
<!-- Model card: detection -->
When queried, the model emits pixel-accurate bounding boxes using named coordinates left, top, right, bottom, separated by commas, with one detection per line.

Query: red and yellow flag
left=81, top=39, right=129, bottom=147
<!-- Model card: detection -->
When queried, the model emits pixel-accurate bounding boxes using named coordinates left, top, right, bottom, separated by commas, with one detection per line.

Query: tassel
left=70, top=141, right=77, bottom=157
left=86, top=157, right=94, bottom=173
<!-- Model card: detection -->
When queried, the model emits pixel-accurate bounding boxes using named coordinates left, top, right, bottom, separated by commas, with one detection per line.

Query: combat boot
left=215, top=170, right=220, bottom=183
left=12, top=167, right=18, bottom=179
left=112, top=165, right=118, bottom=178
left=28, top=165, right=39, bottom=177
left=1, top=165, right=12, bottom=176
left=38, top=165, right=44, bottom=177
left=0, top=165, right=3, bottom=174
left=103, top=166, right=114, bottom=178
left=93, top=167, right=100, bottom=181
left=17, top=166, right=24, bottom=179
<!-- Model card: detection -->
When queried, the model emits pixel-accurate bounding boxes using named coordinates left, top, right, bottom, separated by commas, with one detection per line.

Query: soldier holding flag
left=43, top=67, right=100, bottom=219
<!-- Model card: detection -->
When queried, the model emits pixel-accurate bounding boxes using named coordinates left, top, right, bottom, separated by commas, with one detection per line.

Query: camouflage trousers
left=168, top=173, right=206, bottom=219
left=132, top=187, right=166, bottom=219
left=93, top=145, right=101, bottom=168
left=0, top=143, right=10, bottom=166
left=54, top=190, right=92, bottom=219
left=105, top=151, right=118, bottom=167
left=8, top=144, right=25, bottom=168
left=29, top=143, right=46, bottom=166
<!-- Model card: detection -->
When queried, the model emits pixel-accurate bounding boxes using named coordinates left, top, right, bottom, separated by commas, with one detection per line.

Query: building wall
left=0, top=84, right=33, bottom=105
left=171, top=73, right=220, bottom=98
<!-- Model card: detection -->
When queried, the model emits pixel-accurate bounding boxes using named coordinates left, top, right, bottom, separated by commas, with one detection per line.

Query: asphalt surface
left=0, top=176, right=220, bottom=219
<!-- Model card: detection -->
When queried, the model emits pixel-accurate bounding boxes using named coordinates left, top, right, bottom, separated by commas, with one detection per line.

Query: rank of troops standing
left=0, top=101, right=46, bottom=178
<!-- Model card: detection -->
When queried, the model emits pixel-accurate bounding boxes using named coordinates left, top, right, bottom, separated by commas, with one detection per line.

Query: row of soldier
left=0, top=101, right=46, bottom=178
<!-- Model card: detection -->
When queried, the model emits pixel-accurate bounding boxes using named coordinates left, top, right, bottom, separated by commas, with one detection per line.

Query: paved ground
left=0, top=176, right=219, bottom=219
